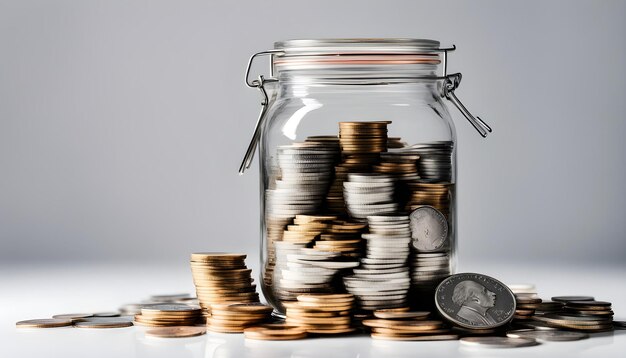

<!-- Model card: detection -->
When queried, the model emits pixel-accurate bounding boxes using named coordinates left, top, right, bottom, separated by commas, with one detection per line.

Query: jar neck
left=275, top=79, right=440, bottom=101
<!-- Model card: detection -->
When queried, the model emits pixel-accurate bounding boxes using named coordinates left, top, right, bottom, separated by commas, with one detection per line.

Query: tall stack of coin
left=325, top=121, right=390, bottom=216
left=344, top=173, right=398, bottom=220
left=264, top=141, right=340, bottom=290
left=343, top=215, right=411, bottom=311
left=285, top=294, right=356, bottom=334
left=134, top=304, right=202, bottom=327
left=408, top=205, right=451, bottom=307
left=206, top=303, right=273, bottom=333
left=190, top=253, right=259, bottom=315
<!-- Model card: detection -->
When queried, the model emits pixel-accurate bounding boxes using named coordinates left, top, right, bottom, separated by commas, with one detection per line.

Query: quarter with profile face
left=435, top=273, right=516, bottom=329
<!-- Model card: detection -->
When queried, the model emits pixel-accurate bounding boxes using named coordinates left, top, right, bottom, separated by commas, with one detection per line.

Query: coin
left=52, top=313, right=93, bottom=320
left=460, top=336, right=539, bottom=348
left=16, top=319, right=72, bottom=328
left=410, top=206, right=448, bottom=252
left=435, top=273, right=516, bottom=330
left=145, top=326, right=206, bottom=338
left=551, top=296, right=594, bottom=303
left=371, top=333, right=458, bottom=341
left=507, top=329, right=589, bottom=342
left=74, top=318, right=133, bottom=329
left=244, top=325, right=307, bottom=340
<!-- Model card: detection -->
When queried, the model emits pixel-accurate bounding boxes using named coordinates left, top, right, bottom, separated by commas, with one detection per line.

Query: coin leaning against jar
left=435, top=273, right=516, bottom=330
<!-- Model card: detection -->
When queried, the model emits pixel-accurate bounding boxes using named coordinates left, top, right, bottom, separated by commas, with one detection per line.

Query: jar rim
left=274, top=38, right=441, bottom=56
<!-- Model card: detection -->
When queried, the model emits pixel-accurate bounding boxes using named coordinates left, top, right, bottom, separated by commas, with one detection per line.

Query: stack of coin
left=406, top=182, right=452, bottom=218
left=190, top=253, right=259, bottom=314
left=563, top=300, right=614, bottom=319
left=207, top=303, right=273, bottom=333
left=507, top=284, right=542, bottom=321
left=272, top=215, right=362, bottom=305
left=244, top=324, right=307, bottom=340
left=409, top=252, right=450, bottom=307
left=534, top=301, right=564, bottom=314
left=339, top=121, right=389, bottom=155
left=264, top=141, right=340, bottom=289
left=374, top=152, right=420, bottom=181
left=387, top=137, right=407, bottom=149
left=363, top=311, right=456, bottom=341
left=534, top=312, right=614, bottom=332
left=285, top=294, right=356, bottom=334
left=407, top=141, right=453, bottom=182
left=274, top=244, right=359, bottom=303
left=134, top=304, right=202, bottom=327
left=343, top=215, right=411, bottom=311
left=325, top=165, right=350, bottom=214
left=344, top=173, right=398, bottom=220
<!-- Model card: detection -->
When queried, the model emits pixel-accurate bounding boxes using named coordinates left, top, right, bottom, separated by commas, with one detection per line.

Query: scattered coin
left=52, top=313, right=93, bottom=320
left=74, top=318, right=133, bottom=329
left=506, top=329, right=589, bottom=342
left=551, top=296, right=594, bottom=303
left=16, top=319, right=72, bottom=328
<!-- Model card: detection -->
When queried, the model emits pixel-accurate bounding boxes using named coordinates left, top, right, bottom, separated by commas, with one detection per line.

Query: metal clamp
left=441, top=73, right=492, bottom=137
left=239, top=75, right=270, bottom=174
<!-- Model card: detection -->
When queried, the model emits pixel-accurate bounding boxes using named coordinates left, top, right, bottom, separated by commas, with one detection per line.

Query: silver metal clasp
left=239, top=50, right=283, bottom=174
left=441, top=73, right=492, bottom=138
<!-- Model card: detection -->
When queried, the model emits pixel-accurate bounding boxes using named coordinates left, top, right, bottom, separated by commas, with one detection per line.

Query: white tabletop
left=2, top=261, right=625, bottom=358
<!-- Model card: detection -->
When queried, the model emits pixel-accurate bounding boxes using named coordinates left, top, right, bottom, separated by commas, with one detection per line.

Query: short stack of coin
left=563, top=300, right=614, bottom=320
left=339, top=121, right=389, bottom=155
left=344, top=173, right=398, bottom=220
left=244, top=324, right=307, bottom=340
left=273, top=216, right=362, bottom=303
left=406, top=182, right=452, bottom=218
left=285, top=294, right=356, bottom=334
left=507, top=284, right=542, bottom=321
left=343, top=215, right=411, bottom=311
left=134, top=304, right=202, bottom=327
left=190, top=253, right=259, bottom=315
left=206, top=303, right=273, bottom=333
left=363, top=310, right=457, bottom=341
left=408, top=141, right=453, bottom=182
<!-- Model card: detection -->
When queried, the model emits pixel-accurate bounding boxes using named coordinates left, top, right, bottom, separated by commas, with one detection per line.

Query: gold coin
left=244, top=326, right=307, bottom=340
left=210, top=303, right=273, bottom=314
left=306, top=327, right=356, bottom=334
left=372, top=327, right=450, bottom=335
left=16, top=319, right=72, bottom=328
left=145, top=326, right=206, bottom=338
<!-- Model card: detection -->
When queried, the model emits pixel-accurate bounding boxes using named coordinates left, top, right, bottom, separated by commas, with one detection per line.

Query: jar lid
left=273, top=38, right=441, bottom=56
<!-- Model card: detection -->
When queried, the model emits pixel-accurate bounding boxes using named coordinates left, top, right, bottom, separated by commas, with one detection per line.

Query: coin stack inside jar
left=262, top=121, right=455, bottom=313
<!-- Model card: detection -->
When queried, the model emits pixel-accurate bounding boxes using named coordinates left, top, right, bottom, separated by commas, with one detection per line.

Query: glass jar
left=240, top=39, right=491, bottom=315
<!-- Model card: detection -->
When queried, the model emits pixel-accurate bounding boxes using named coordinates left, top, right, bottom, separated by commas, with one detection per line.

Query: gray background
left=1, top=0, right=625, bottom=267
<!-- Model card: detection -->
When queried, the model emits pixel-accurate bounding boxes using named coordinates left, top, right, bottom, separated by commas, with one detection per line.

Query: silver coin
left=506, top=330, right=589, bottom=342
left=410, top=206, right=448, bottom=252
left=459, top=337, right=538, bottom=348
left=435, top=273, right=516, bottom=329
